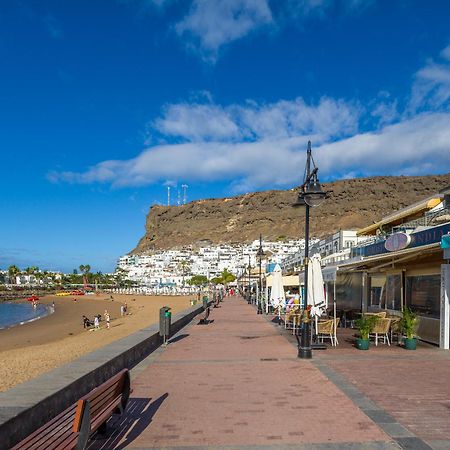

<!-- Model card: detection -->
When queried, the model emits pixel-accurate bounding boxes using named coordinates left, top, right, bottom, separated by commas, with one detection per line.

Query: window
left=406, top=275, right=440, bottom=318
left=369, top=275, right=386, bottom=308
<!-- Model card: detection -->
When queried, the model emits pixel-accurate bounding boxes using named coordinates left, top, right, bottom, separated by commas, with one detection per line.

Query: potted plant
left=354, top=314, right=378, bottom=350
left=401, top=307, right=419, bottom=350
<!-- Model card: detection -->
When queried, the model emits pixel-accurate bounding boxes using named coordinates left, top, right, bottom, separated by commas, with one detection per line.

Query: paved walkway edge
left=0, top=302, right=206, bottom=449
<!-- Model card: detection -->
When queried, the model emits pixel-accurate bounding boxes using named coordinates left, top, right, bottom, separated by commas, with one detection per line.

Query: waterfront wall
left=0, top=303, right=205, bottom=448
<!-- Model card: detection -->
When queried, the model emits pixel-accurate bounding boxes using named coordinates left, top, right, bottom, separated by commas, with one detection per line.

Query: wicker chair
left=284, top=307, right=299, bottom=330
left=389, top=317, right=402, bottom=344
left=370, top=318, right=391, bottom=346
left=366, top=311, right=387, bottom=318
left=317, top=319, right=339, bottom=346
left=332, top=317, right=340, bottom=345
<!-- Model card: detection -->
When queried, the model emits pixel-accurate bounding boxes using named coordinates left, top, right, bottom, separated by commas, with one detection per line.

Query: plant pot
left=356, top=338, right=370, bottom=350
left=404, top=337, right=417, bottom=350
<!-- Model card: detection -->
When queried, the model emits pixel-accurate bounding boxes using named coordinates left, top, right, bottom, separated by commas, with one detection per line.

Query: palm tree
left=178, top=260, right=191, bottom=287
left=8, top=265, right=20, bottom=284
left=79, top=264, right=91, bottom=286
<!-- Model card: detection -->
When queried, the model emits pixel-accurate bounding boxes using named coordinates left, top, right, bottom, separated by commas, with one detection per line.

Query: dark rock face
left=132, top=174, right=450, bottom=253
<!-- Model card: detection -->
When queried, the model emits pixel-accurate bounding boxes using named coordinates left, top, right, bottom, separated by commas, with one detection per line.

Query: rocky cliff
left=132, top=174, right=450, bottom=253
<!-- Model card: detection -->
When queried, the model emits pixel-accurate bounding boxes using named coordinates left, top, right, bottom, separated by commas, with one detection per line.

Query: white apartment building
left=117, top=239, right=303, bottom=287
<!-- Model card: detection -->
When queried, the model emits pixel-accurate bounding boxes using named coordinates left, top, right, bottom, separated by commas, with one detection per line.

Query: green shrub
left=355, top=314, right=378, bottom=340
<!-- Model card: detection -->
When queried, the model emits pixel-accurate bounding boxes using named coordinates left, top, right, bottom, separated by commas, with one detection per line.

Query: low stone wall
left=0, top=303, right=205, bottom=449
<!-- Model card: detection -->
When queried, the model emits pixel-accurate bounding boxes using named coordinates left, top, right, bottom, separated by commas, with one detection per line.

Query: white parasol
left=269, top=264, right=285, bottom=321
left=307, top=254, right=326, bottom=334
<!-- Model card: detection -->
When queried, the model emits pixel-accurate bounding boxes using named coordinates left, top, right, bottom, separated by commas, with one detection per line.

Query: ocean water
left=0, top=302, right=51, bottom=329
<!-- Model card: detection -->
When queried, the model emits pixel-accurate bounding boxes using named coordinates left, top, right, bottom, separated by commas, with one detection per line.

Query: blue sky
left=1, top=0, right=450, bottom=273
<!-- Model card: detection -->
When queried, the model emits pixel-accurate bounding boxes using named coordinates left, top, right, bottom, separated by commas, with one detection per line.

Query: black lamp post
left=294, top=141, right=328, bottom=359
left=247, top=255, right=252, bottom=304
left=256, top=234, right=266, bottom=314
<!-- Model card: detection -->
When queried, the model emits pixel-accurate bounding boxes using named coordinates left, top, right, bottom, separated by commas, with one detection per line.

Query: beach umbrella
left=269, top=264, right=285, bottom=322
left=307, top=254, right=326, bottom=334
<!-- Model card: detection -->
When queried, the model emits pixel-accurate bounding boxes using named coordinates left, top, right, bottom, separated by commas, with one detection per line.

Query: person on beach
left=120, top=305, right=124, bottom=316
left=124, top=302, right=128, bottom=314
left=82, top=315, right=92, bottom=329
left=105, top=310, right=110, bottom=329
left=94, top=315, right=100, bottom=329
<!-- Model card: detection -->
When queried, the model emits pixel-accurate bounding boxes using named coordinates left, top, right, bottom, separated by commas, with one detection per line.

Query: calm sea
left=0, top=302, right=51, bottom=329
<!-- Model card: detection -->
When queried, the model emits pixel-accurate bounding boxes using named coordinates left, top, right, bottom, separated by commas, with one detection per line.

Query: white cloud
left=154, top=103, right=241, bottom=141
left=49, top=111, right=450, bottom=192
left=175, top=0, right=273, bottom=62
left=316, top=112, right=450, bottom=177
left=370, top=92, right=399, bottom=126
left=154, top=96, right=360, bottom=142
left=409, top=48, right=450, bottom=112
left=49, top=45, right=450, bottom=193
left=440, top=44, right=450, bottom=60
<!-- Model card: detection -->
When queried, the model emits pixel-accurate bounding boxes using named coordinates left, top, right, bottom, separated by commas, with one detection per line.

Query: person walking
left=105, top=310, right=110, bottom=329
left=94, top=315, right=100, bottom=330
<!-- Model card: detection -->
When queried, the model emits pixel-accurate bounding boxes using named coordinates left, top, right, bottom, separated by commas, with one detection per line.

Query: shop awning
left=265, top=274, right=299, bottom=287
left=338, top=242, right=440, bottom=272
left=357, top=197, right=443, bottom=236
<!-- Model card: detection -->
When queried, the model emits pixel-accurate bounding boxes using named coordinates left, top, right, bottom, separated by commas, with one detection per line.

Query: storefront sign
left=440, top=264, right=450, bottom=350
left=385, top=232, right=411, bottom=252
left=357, top=223, right=450, bottom=257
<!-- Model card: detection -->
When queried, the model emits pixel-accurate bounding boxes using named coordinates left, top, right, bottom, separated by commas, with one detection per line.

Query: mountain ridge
left=132, top=174, right=450, bottom=253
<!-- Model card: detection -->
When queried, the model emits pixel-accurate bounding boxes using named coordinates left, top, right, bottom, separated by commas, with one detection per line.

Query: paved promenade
left=88, top=297, right=450, bottom=450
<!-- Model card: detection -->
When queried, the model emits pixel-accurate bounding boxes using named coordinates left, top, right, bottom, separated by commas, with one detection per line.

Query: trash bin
left=159, top=306, right=171, bottom=338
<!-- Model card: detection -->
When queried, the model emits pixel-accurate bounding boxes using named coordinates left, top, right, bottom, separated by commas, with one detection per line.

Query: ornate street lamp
left=247, top=255, right=252, bottom=304
left=294, top=141, right=329, bottom=359
left=256, top=234, right=266, bottom=314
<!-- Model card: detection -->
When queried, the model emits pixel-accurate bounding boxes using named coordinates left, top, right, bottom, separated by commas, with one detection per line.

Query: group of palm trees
left=2, top=264, right=126, bottom=289
left=187, top=268, right=236, bottom=287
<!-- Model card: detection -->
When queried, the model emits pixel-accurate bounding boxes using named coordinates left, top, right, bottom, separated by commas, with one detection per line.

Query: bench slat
left=30, top=426, right=78, bottom=450
left=88, top=382, right=122, bottom=416
left=90, top=396, right=122, bottom=434
left=12, top=369, right=129, bottom=450
left=79, top=370, right=126, bottom=403
left=11, top=404, right=77, bottom=450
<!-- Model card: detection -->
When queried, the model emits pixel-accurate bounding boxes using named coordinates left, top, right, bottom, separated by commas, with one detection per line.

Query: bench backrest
left=73, top=368, right=130, bottom=433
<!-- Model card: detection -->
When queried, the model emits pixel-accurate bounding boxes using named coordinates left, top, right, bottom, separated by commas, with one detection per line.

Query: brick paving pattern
left=321, top=350, right=450, bottom=442
left=89, top=297, right=393, bottom=449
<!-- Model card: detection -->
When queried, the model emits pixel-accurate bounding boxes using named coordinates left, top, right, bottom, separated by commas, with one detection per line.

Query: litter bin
left=159, top=306, right=171, bottom=340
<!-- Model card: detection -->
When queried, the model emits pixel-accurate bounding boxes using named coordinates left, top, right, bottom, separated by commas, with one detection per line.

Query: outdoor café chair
left=370, top=318, right=391, bottom=346
left=317, top=319, right=338, bottom=346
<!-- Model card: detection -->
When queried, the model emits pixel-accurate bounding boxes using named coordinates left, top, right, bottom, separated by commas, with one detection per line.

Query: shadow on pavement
left=87, top=394, right=169, bottom=450
left=168, top=333, right=189, bottom=343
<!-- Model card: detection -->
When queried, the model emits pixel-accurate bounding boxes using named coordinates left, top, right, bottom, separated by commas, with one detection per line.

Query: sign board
left=385, top=232, right=412, bottom=252
left=441, top=234, right=450, bottom=249
left=359, top=223, right=450, bottom=257
left=440, top=264, right=450, bottom=349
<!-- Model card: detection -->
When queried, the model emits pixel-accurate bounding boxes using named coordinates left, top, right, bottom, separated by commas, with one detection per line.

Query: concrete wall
left=0, top=303, right=205, bottom=449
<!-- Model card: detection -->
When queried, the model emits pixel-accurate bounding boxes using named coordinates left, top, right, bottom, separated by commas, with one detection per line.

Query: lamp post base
left=298, top=322, right=312, bottom=359
left=298, top=347, right=312, bottom=359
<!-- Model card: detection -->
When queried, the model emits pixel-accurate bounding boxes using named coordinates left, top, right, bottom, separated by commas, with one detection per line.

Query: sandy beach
left=0, top=293, right=192, bottom=392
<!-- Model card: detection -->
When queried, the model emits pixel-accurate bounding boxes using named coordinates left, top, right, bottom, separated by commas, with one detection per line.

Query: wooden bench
left=12, top=368, right=131, bottom=450
left=199, top=306, right=210, bottom=324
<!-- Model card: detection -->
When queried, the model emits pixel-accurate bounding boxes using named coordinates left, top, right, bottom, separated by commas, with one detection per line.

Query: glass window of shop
left=369, top=275, right=386, bottom=308
left=405, top=274, right=440, bottom=318
left=380, top=274, right=402, bottom=310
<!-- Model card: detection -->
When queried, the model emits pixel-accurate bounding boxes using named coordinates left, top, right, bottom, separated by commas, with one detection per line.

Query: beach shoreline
left=0, top=293, right=192, bottom=392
